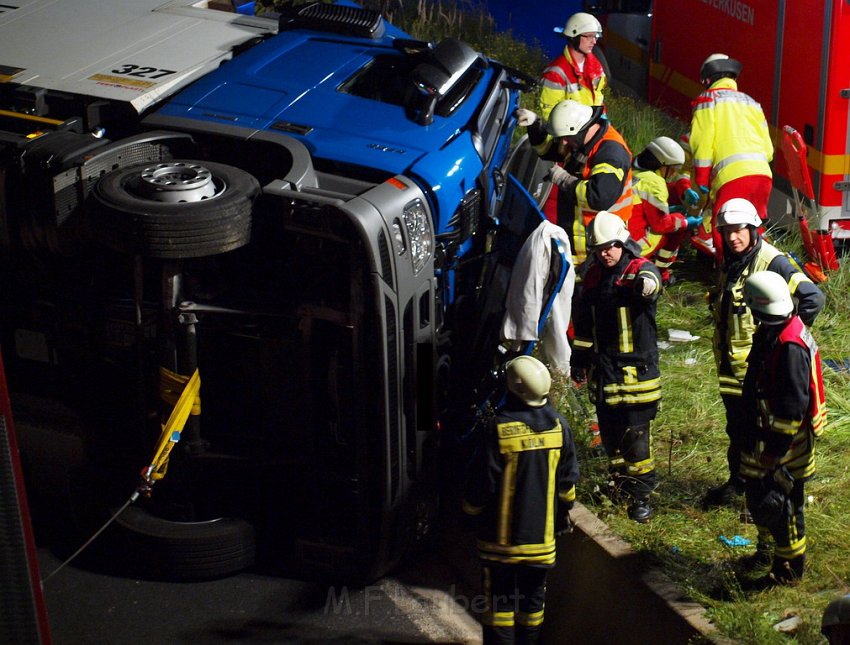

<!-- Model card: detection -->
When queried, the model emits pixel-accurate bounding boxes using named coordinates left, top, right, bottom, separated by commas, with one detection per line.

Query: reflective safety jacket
left=539, top=46, right=606, bottom=121
left=527, top=120, right=633, bottom=265
left=690, top=78, right=773, bottom=197
left=462, top=401, right=579, bottom=566
left=740, top=316, right=826, bottom=482
left=631, top=168, right=688, bottom=255
left=710, top=238, right=824, bottom=397
left=572, top=123, right=633, bottom=264
left=573, top=251, right=662, bottom=410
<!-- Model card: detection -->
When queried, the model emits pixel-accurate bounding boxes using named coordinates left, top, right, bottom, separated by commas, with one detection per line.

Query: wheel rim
left=136, top=162, right=219, bottom=203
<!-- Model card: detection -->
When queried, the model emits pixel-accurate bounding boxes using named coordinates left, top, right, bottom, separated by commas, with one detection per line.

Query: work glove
left=669, top=204, right=686, bottom=214
left=515, top=108, right=538, bottom=127
left=686, top=215, right=703, bottom=230
left=635, top=276, right=656, bottom=298
left=683, top=188, right=701, bottom=206
left=698, top=184, right=710, bottom=194
left=546, top=164, right=579, bottom=190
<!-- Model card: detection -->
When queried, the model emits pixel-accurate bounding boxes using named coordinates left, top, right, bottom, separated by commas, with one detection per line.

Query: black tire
left=109, top=505, right=256, bottom=580
left=91, top=160, right=260, bottom=259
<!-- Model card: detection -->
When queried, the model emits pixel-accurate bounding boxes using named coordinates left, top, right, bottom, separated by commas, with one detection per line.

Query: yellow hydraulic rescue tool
left=43, top=367, right=201, bottom=582
left=137, top=367, right=202, bottom=497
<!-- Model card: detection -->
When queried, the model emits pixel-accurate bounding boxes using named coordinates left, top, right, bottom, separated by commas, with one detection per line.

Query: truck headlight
left=391, top=219, right=406, bottom=256
left=402, top=199, right=432, bottom=274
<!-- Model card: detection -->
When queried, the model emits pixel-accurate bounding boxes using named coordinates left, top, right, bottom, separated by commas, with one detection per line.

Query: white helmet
left=700, top=53, right=742, bottom=82
left=635, top=136, right=685, bottom=170
left=546, top=100, right=596, bottom=138
left=678, top=132, right=691, bottom=155
left=716, top=198, right=761, bottom=228
left=505, top=356, right=551, bottom=407
left=646, top=136, right=685, bottom=166
left=587, top=211, right=630, bottom=248
left=743, top=271, right=794, bottom=324
left=556, top=12, right=603, bottom=38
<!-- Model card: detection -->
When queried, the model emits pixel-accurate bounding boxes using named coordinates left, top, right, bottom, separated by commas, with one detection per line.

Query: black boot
left=628, top=498, right=653, bottom=523
left=744, top=555, right=804, bottom=591
left=770, top=555, right=805, bottom=584
left=702, top=478, right=744, bottom=509
left=738, top=540, right=772, bottom=571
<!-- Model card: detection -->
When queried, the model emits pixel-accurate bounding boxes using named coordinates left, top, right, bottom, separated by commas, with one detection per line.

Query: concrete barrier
left=440, top=502, right=731, bottom=645
left=543, top=504, right=729, bottom=644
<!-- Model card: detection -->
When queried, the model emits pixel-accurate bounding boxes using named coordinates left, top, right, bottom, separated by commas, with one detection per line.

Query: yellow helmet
left=505, top=356, right=551, bottom=407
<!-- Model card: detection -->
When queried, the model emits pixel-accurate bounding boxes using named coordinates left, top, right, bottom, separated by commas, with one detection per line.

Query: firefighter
left=690, top=53, right=773, bottom=263
left=737, top=271, right=826, bottom=589
left=822, top=594, right=850, bottom=644
left=516, top=99, right=633, bottom=267
left=704, top=198, right=825, bottom=509
left=515, top=11, right=607, bottom=252
left=630, top=136, right=703, bottom=285
left=462, top=355, right=579, bottom=645
left=572, top=211, right=662, bottom=523
left=540, top=11, right=607, bottom=119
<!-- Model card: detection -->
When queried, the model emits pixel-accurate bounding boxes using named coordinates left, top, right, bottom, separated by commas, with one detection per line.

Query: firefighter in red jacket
left=630, top=136, right=703, bottom=285
left=703, top=198, right=825, bottom=510
left=462, top=355, right=579, bottom=645
left=540, top=11, right=607, bottom=119
left=690, top=53, right=774, bottom=263
left=572, top=211, right=662, bottom=523
left=517, top=100, right=633, bottom=267
left=737, top=271, right=826, bottom=588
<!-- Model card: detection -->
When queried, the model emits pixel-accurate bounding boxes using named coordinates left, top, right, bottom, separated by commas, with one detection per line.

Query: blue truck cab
left=0, top=1, right=542, bottom=582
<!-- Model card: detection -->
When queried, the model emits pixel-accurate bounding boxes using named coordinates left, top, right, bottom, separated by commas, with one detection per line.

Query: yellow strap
left=146, top=368, right=201, bottom=482
left=160, top=366, right=202, bottom=414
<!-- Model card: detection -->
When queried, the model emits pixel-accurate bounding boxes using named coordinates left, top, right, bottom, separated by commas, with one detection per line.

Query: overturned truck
left=0, top=0, right=546, bottom=581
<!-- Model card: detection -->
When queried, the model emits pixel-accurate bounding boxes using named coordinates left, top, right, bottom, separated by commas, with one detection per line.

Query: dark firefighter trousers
left=722, top=393, right=747, bottom=489
left=481, top=563, right=548, bottom=645
left=599, top=419, right=657, bottom=501
left=743, top=477, right=807, bottom=580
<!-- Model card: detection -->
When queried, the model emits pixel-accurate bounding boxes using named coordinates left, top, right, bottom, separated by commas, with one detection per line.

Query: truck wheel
left=91, top=160, right=261, bottom=259
left=109, top=505, right=256, bottom=580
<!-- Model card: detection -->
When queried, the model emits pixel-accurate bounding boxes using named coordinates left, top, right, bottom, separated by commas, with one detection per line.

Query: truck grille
left=279, top=2, right=385, bottom=39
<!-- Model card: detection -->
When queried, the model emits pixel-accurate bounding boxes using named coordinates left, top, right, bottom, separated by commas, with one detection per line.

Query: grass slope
left=568, top=241, right=850, bottom=645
